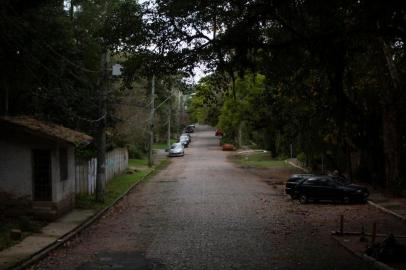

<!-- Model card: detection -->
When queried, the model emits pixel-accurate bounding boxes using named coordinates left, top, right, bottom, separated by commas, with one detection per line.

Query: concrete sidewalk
left=368, top=191, right=406, bottom=223
left=0, top=209, right=95, bottom=270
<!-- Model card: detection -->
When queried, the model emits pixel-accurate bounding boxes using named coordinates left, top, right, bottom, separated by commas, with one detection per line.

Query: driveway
left=32, top=125, right=373, bottom=270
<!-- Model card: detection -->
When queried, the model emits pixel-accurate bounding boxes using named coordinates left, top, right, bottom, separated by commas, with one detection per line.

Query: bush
left=297, top=152, right=306, bottom=162
left=128, top=144, right=144, bottom=159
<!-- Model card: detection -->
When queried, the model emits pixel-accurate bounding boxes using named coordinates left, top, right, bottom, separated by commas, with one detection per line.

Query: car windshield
left=171, top=144, right=179, bottom=149
left=331, top=176, right=351, bottom=186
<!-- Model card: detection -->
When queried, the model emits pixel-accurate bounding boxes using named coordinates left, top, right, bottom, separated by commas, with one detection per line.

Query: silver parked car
left=168, top=142, right=185, bottom=157
left=181, top=133, right=191, bottom=143
left=180, top=135, right=190, bottom=147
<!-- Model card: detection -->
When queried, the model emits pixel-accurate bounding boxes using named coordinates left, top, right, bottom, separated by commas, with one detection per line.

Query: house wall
left=52, top=144, right=75, bottom=212
left=0, top=128, right=76, bottom=217
left=0, top=140, right=32, bottom=198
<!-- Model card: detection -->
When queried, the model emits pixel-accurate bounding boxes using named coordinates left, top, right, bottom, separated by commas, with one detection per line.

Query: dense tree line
left=0, top=0, right=188, bottom=157
left=165, top=0, right=406, bottom=191
left=2, top=0, right=405, bottom=191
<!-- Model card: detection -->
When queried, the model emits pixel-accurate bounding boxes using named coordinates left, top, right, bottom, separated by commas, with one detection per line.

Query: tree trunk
left=95, top=51, right=109, bottom=202
left=238, top=121, right=243, bottom=147
left=381, top=40, right=402, bottom=188
left=382, top=106, right=400, bottom=188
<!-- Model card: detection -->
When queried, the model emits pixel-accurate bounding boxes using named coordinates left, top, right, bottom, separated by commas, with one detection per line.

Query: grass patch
left=128, top=158, right=148, bottom=168
left=75, top=170, right=149, bottom=210
left=233, top=152, right=292, bottom=169
left=76, top=158, right=170, bottom=210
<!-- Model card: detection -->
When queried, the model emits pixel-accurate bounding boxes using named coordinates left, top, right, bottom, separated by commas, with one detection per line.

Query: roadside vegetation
left=76, top=158, right=169, bottom=210
left=153, top=139, right=177, bottom=150
left=233, top=152, right=292, bottom=169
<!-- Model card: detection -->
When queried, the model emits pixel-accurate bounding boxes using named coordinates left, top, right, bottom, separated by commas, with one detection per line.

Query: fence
left=75, top=148, right=129, bottom=195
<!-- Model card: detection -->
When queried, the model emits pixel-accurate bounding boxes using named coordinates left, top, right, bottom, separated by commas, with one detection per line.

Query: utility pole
left=167, top=106, right=171, bottom=149
left=95, top=50, right=109, bottom=202
left=148, top=75, right=155, bottom=167
left=290, top=144, right=293, bottom=159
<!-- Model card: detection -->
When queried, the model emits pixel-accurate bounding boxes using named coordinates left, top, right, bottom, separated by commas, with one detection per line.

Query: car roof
left=305, top=176, right=332, bottom=181
left=291, top=174, right=313, bottom=178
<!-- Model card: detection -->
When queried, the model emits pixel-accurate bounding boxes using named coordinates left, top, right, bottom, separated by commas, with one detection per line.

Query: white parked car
left=168, top=143, right=185, bottom=157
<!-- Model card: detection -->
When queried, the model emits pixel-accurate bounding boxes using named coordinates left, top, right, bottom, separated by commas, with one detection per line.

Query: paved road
left=32, top=125, right=370, bottom=270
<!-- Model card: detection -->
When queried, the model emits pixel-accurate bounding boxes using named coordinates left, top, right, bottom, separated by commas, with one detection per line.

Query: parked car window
left=326, top=179, right=337, bottom=187
left=303, top=179, right=316, bottom=185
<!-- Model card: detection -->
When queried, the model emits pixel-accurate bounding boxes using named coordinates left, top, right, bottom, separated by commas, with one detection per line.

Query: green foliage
left=0, top=0, right=147, bottom=137
left=76, top=158, right=170, bottom=210
left=153, top=139, right=177, bottom=150
left=127, top=145, right=145, bottom=159
left=162, top=0, right=406, bottom=188
left=297, top=152, right=306, bottom=163
left=233, top=152, right=292, bottom=169
left=187, top=74, right=228, bottom=125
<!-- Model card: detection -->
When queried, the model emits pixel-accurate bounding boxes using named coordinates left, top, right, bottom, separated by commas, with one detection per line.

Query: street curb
left=8, top=164, right=163, bottom=270
left=367, top=200, right=406, bottom=223
left=332, top=235, right=397, bottom=270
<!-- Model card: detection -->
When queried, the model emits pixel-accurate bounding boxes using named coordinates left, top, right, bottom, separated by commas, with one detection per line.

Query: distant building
left=0, top=116, right=92, bottom=219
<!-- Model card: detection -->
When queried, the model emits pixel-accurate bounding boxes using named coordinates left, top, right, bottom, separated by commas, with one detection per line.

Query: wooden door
left=32, top=149, right=52, bottom=201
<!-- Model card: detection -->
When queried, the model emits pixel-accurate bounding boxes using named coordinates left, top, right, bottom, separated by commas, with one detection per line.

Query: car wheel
left=342, top=196, right=350, bottom=204
left=299, top=194, right=308, bottom=204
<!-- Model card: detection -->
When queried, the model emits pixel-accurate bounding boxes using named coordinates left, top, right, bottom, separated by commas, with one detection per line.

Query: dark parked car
left=285, top=174, right=314, bottom=199
left=295, top=176, right=369, bottom=204
left=184, top=126, right=194, bottom=133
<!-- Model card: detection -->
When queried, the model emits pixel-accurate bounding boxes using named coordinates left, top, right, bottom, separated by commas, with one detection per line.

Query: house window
left=60, top=148, right=68, bottom=181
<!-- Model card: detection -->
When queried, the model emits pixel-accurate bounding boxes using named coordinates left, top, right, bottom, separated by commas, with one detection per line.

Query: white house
left=0, top=116, right=92, bottom=219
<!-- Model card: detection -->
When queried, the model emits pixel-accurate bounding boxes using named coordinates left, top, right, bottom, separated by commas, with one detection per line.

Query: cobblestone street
left=31, top=125, right=405, bottom=270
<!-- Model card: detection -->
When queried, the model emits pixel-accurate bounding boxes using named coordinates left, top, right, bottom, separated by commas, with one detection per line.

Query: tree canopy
left=1, top=0, right=405, bottom=191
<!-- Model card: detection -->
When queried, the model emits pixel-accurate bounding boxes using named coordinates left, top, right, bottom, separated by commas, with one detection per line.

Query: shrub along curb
left=9, top=160, right=169, bottom=270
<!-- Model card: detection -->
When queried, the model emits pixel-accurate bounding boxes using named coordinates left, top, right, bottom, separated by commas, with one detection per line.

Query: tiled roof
left=1, top=116, right=93, bottom=145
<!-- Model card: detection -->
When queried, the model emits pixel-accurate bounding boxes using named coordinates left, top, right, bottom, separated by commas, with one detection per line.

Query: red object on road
left=222, top=144, right=235, bottom=151
left=215, top=129, right=223, bottom=136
